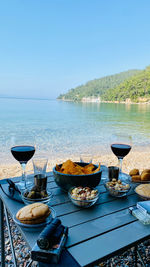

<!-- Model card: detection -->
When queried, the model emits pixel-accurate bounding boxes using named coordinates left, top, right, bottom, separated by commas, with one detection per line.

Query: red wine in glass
left=11, top=146, right=35, bottom=163
left=10, top=135, right=35, bottom=189
left=110, top=134, right=132, bottom=181
left=111, top=144, right=131, bottom=159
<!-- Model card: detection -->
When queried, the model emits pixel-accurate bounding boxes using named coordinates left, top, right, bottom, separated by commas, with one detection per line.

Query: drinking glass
left=80, top=154, right=92, bottom=164
left=25, top=170, right=35, bottom=187
left=110, top=134, right=132, bottom=179
left=10, top=135, right=35, bottom=189
left=32, top=156, right=48, bottom=175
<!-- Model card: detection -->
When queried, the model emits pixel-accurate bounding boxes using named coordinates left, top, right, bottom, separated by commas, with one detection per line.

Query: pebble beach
left=3, top=216, right=150, bottom=266
left=3, top=216, right=150, bottom=267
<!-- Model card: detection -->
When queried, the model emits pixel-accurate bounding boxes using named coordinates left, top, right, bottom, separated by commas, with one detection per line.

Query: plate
left=131, top=179, right=150, bottom=184
left=135, top=184, right=150, bottom=200
left=135, top=190, right=150, bottom=200
left=13, top=207, right=56, bottom=232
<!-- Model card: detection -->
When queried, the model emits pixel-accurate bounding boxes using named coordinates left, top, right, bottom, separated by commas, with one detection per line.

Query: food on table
left=55, top=160, right=100, bottom=175
left=70, top=187, right=98, bottom=200
left=23, top=173, right=49, bottom=200
left=132, top=175, right=141, bottom=182
left=23, top=185, right=48, bottom=199
left=69, top=186, right=99, bottom=207
left=129, top=169, right=139, bottom=176
left=16, top=203, right=51, bottom=224
left=141, top=169, right=150, bottom=175
left=141, top=172, right=150, bottom=181
left=105, top=178, right=130, bottom=197
left=135, top=184, right=150, bottom=198
left=130, top=168, right=150, bottom=182
left=106, top=179, right=130, bottom=190
left=53, top=160, right=102, bottom=191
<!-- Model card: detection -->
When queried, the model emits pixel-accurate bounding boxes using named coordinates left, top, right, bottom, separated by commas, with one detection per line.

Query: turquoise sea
left=0, top=98, right=150, bottom=163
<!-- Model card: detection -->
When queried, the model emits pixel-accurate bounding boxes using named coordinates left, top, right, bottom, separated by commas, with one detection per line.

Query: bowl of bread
left=129, top=168, right=150, bottom=183
left=14, top=203, right=56, bottom=231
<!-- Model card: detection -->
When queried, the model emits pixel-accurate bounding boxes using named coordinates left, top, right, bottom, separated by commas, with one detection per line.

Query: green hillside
left=57, top=69, right=141, bottom=101
left=102, top=66, right=150, bottom=102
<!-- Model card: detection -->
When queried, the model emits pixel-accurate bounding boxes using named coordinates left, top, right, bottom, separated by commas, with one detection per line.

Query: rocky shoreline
left=58, top=97, right=150, bottom=104
left=2, top=215, right=150, bottom=266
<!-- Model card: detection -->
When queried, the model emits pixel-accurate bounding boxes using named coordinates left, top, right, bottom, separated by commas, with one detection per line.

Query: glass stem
left=21, top=163, right=26, bottom=188
left=118, top=158, right=123, bottom=173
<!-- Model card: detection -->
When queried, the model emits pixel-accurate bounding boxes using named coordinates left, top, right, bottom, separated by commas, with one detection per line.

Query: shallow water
left=0, top=98, right=150, bottom=163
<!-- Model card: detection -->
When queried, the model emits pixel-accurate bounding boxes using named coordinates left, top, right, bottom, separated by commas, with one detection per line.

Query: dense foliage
left=102, top=66, right=150, bottom=102
left=57, top=69, right=141, bottom=101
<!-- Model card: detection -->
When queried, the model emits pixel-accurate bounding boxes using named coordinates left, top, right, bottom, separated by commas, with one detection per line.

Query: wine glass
left=110, top=134, right=132, bottom=180
left=10, top=135, right=36, bottom=189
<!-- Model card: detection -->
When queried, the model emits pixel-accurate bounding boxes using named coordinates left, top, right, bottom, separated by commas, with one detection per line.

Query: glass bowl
left=21, top=187, right=53, bottom=205
left=104, top=180, right=131, bottom=198
left=68, top=187, right=99, bottom=208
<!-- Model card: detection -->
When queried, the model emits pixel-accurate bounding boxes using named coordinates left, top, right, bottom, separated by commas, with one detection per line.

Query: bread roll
left=16, top=203, right=51, bottom=224
left=132, top=175, right=141, bottom=182
left=141, top=169, right=150, bottom=175
left=141, top=172, right=150, bottom=181
left=129, top=169, right=139, bottom=176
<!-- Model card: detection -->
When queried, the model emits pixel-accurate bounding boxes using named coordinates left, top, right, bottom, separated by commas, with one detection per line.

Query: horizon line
left=0, top=96, right=56, bottom=101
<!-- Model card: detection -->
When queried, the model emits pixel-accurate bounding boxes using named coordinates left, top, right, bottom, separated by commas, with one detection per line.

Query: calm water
left=0, top=98, right=150, bottom=162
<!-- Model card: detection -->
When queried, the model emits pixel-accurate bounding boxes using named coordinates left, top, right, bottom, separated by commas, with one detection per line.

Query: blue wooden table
left=0, top=167, right=149, bottom=267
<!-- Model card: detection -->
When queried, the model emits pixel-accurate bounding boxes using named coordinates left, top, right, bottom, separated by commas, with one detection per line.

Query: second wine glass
left=110, top=134, right=132, bottom=180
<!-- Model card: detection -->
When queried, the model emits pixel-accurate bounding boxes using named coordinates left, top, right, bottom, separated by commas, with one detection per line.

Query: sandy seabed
left=0, top=147, right=150, bottom=179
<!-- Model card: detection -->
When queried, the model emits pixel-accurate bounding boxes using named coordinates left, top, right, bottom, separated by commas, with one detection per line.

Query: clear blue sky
left=0, top=0, right=150, bottom=99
